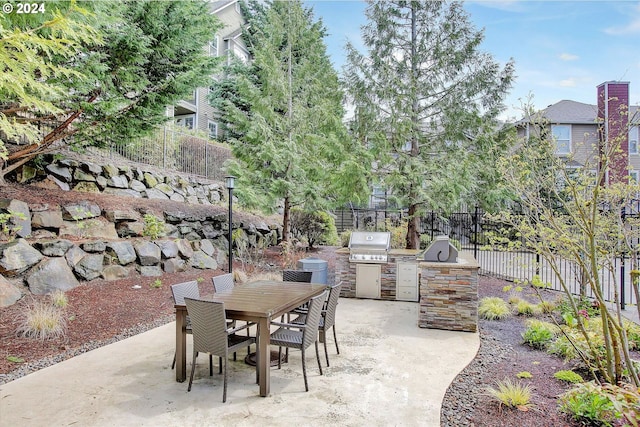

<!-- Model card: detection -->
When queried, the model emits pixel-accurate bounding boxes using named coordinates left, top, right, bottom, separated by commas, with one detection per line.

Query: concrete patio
left=0, top=298, right=479, bottom=427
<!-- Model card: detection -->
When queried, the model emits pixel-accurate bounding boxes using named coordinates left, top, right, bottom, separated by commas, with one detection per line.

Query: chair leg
left=218, top=356, right=222, bottom=374
left=315, top=340, right=323, bottom=376
left=333, top=326, right=340, bottom=354
left=222, top=358, right=228, bottom=403
left=209, top=354, right=213, bottom=376
left=277, top=347, right=283, bottom=369
left=187, top=351, right=198, bottom=392
left=171, top=351, right=176, bottom=370
left=323, top=332, right=330, bottom=367
left=301, top=348, right=309, bottom=392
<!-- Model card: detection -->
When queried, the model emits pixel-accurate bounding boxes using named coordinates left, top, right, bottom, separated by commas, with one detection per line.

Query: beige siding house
left=170, top=0, right=249, bottom=139
left=517, top=81, right=639, bottom=182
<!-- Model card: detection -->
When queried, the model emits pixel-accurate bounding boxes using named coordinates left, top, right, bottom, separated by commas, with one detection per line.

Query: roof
left=517, top=100, right=639, bottom=126
left=209, top=0, right=237, bottom=14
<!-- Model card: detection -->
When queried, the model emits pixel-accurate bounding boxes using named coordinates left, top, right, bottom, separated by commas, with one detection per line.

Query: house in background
left=518, top=81, right=639, bottom=182
left=167, top=0, right=249, bottom=140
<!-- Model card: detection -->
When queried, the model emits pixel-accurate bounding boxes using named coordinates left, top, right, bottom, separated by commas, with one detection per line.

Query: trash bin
left=297, top=257, right=328, bottom=284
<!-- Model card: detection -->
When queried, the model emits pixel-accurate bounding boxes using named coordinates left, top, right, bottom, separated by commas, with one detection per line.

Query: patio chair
left=171, top=281, right=214, bottom=372
left=282, top=269, right=313, bottom=283
left=184, top=297, right=256, bottom=402
left=292, top=282, right=342, bottom=367
left=212, top=273, right=254, bottom=359
left=269, top=290, right=327, bottom=392
left=212, top=273, right=235, bottom=292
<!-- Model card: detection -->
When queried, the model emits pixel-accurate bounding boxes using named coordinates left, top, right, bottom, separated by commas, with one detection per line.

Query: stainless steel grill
left=348, top=231, right=391, bottom=263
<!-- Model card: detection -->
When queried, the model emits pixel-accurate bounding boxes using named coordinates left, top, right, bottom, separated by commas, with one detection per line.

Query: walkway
left=0, top=298, right=479, bottom=427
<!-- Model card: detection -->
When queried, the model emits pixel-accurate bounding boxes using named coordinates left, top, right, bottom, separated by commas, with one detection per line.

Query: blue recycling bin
left=297, top=257, right=328, bottom=284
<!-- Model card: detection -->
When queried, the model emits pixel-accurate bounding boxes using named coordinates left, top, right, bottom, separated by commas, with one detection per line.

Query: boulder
left=80, top=161, right=102, bottom=175
left=200, top=239, right=215, bottom=257
left=163, top=258, right=186, bottom=273
left=59, top=218, right=119, bottom=240
left=27, top=257, right=80, bottom=295
left=74, top=254, right=104, bottom=281
left=129, top=179, right=147, bottom=192
left=34, top=175, right=70, bottom=191
left=103, top=188, right=142, bottom=198
left=0, top=239, right=43, bottom=276
left=154, top=183, right=174, bottom=196
left=65, top=246, right=87, bottom=268
left=105, top=241, right=136, bottom=265
left=45, top=163, right=72, bottom=182
left=104, top=209, right=139, bottom=222
left=61, top=201, right=101, bottom=220
left=156, top=240, right=179, bottom=259
left=101, top=265, right=130, bottom=281
left=73, top=168, right=96, bottom=182
left=33, top=239, right=74, bottom=257
left=82, top=241, right=106, bottom=253
left=116, top=221, right=144, bottom=238
left=107, top=175, right=129, bottom=189
left=73, top=182, right=101, bottom=193
left=189, top=250, right=217, bottom=270
left=145, top=188, right=169, bottom=200
left=138, top=265, right=162, bottom=277
left=0, top=274, right=22, bottom=307
left=134, top=241, right=161, bottom=266
left=176, top=239, right=194, bottom=259
left=143, top=172, right=158, bottom=188
left=0, top=198, right=31, bottom=238
left=170, top=193, right=185, bottom=202
left=31, top=209, right=64, bottom=229
left=102, top=164, right=119, bottom=178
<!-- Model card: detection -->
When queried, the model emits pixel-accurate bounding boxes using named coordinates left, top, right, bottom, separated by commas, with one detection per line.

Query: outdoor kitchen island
left=335, top=234, right=479, bottom=332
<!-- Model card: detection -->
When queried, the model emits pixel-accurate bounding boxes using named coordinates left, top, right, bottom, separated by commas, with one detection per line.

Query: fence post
left=473, top=206, right=479, bottom=260
left=205, top=142, right=209, bottom=178
left=620, top=207, right=626, bottom=310
left=163, top=126, right=167, bottom=169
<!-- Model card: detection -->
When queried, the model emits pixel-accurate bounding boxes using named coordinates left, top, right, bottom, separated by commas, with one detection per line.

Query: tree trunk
left=406, top=203, right=420, bottom=249
left=283, top=196, right=290, bottom=242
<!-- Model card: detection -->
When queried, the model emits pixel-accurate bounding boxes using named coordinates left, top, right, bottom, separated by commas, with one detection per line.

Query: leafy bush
left=522, top=319, right=557, bottom=349
left=547, top=319, right=606, bottom=364
left=557, top=295, right=600, bottom=319
left=289, top=209, right=339, bottom=249
left=486, top=378, right=533, bottom=410
left=340, top=230, right=351, bottom=247
left=553, top=370, right=583, bottom=384
left=559, top=381, right=640, bottom=426
left=479, top=297, right=511, bottom=320
left=16, top=300, right=67, bottom=341
left=516, top=371, right=533, bottom=379
left=142, top=214, right=167, bottom=239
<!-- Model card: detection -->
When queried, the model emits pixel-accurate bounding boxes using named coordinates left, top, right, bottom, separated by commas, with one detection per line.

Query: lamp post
left=224, top=175, right=235, bottom=274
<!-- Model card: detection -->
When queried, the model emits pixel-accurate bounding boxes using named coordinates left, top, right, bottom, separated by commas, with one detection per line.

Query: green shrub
left=522, top=319, right=557, bottom=349
left=529, top=274, right=551, bottom=289
left=559, top=381, right=640, bottom=426
left=516, top=300, right=539, bottom=316
left=557, top=295, right=600, bottom=319
left=537, top=300, right=556, bottom=314
left=16, top=300, right=67, bottom=341
left=142, top=214, right=167, bottom=240
left=553, top=370, right=583, bottom=384
left=340, top=230, right=351, bottom=247
left=516, top=371, right=533, bottom=379
left=624, top=319, right=640, bottom=350
left=479, top=297, right=511, bottom=320
left=486, top=378, right=533, bottom=410
left=289, top=209, right=339, bottom=248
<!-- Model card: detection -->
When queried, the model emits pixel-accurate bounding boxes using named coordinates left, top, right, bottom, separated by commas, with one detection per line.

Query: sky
left=304, top=0, right=640, bottom=121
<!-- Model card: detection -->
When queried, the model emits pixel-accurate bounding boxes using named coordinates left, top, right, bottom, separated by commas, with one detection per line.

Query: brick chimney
left=598, top=81, right=630, bottom=184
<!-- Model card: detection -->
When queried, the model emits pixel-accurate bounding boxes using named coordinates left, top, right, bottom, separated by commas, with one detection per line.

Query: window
left=176, top=115, right=194, bottom=130
left=630, top=126, right=639, bottom=155
left=208, top=120, right=218, bottom=139
left=209, top=36, right=218, bottom=57
left=552, top=125, right=571, bottom=155
left=630, top=170, right=639, bottom=183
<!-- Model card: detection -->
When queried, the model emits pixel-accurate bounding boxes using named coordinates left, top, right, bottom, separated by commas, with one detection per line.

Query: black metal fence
left=334, top=207, right=638, bottom=307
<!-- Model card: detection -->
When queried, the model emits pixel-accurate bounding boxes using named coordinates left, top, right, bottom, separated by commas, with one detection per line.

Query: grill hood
left=348, top=231, right=391, bottom=251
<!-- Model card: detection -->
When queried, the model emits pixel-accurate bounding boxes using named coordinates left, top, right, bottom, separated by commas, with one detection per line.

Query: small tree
left=495, top=105, right=640, bottom=387
left=289, top=208, right=339, bottom=249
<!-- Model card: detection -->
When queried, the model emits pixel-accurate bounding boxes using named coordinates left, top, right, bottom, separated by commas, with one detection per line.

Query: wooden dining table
left=174, top=279, right=326, bottom=397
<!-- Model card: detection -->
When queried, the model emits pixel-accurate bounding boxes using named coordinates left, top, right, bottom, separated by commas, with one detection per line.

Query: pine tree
left=1, top=0, right=222, bottom=181
left=213, top=0, right=369, bottom=241
left=344, top=0, right=515, bottom=248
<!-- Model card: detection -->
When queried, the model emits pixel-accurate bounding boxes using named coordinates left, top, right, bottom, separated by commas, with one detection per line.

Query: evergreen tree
left=344, top=0, right=515, bottom=248
left=213, top=0, right=369, bottom=241
left=1, top=0, right=222, bottom=181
